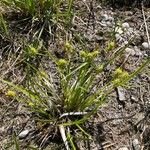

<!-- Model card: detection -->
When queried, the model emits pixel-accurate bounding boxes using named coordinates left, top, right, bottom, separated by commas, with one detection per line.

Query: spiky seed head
left=6, top=90, right=16, bottom=97
left=57, top=59, right=68, bottom=67
left=80, top=50, right=87, bottom=57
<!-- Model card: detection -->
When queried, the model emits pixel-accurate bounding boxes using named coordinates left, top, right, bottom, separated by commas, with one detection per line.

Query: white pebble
left=142, top=42, right=150, bottom=50
left=122, top=22, right=130, bottom=29
left=0, top=126, right=5, bottom=133
left=102, top=14, right=109, bottom=21
left=117, top=87, right=126, bottom=101
left=106, top=21, right=112, bottom=26
left=19, top=130, right=29, bottom=138
left=128, top=27, right=133, bottom=32
left=126, top=28, right=134, bottom=35
left=119, top=147, right=129, bottom=150
left=115, top=33, right=122, bottom=41
left=125, top=47, right=136, bottom=56
left=132, top=139, right=141, bottom=150
left=115, top=27, right=123, bottom=34
left=123, top=41, right=128, bottom=45
left=108, top=16, right=114, bottom=21
left=101, top=21, right=107, bottom=27
left=134, top=46, right=143, bottom=56
left=144, top=53, right=148, bottom=57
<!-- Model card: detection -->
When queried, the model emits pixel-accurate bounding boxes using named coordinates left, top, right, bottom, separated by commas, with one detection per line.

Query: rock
left=100, top=21, right=107, bottom=27
left=123, top=41, right=128, bottom=45
left=18, top=130, right=29, bottom=138
left=102, top=14, right=109, bottom=21
left=101, top=14, right=114, bottom=27
left=115, top=27, right=123, bottom=34
left=0, top=126, right=5, bottom=134
left=119, top=147, right=129, bottom=150
left=134, top=46, right=143, bottom=56
left=131, top=96, right=137, bottom=102
left=95, top=35, right=103, bottom=42
left=106, top=21, right=112, bottom=26
left=117, top=87, right=126, bottom=101
left=122, top=22, right=130, bottom=29
left=96, top=5, right=102, bottom=9
left=108, top=16, right=114, bottom=21
left=125, top=47, right=136, bottom=56
left=115, top=33, right=122, bottom=41
left=126, top=27, right=134, bottom=35
left=142, top=42, right=150, bottom=50
left=144, top=53, right=149, bottom=57
left=132, top=139, right=141, bottom=150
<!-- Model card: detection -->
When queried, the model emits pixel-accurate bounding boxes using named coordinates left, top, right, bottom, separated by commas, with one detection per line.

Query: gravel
left=118, top=147, right=129, bottom=150
left=142, top=42, right=150, bottom=50
left=18, top=130, right=29, bottom=139
left=132, top=139, right=141, bottom=150
left=117, top=87, right=126, bottom=101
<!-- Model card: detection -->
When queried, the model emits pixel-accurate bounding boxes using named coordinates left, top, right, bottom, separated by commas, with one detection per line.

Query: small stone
left=100, top=21, right=107, bottom=27
left=134, top=46, right=143, bottom=56
left=108, top=16, right=114, bottom=21
left=132, top=139, right=141, bottom=150
left=144, top=53, right=148, bottom=57
left=125, top=48, right=136, bottom=56
left=123, top=41, right=128, bottom=45
left=128, top=27, right=133, bottom=32
left=96, top=5, right=102, bottom=9
left=115, top=27, right=123, bottom=34
left=142, top=42, right=150, bottom=50
left=119, top=37, right=123, bottom=42
left=0, top=126, right=5, bottom=134
left=119, top=147, right=129, bottom=150
left=122, top=22, right=130, bottom=29
left=95, top=35, right=103, bottom=42
left=115, top=33, right=122, bottom=41
left=131, top=96, right=137, bottom=101
left=84, top=34, right=93, bottom=41
left=106, top=21, right=112, bottom=26
left=102, top=14, right=109, bottom=21
left=136, top=51, right=142, bottom=56
left=126, top=28, right=134, bottom=35
left=117, top=87, right=126, bottom=101
left=19, top=130, right=29, bottom=138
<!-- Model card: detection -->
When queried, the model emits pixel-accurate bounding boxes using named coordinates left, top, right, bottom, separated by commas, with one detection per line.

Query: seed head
left=65, top=42, right=73, bottom=53
left=6, top=90, right=16, bottom=97
left=80, top=50, right=87, bottom=57
left=57, top=59, right=68, bottom=67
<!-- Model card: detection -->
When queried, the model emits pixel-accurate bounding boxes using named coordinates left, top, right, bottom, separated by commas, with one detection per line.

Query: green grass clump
left=0, top=0, right=74, bottom=44
left=1, top=41, right=149, bottom=149
left=1, top=0, right=74, bottom=22
left=1, top=1, right=149, bottom=149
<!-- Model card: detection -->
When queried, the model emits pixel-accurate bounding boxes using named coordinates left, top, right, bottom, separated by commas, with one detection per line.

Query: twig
left=59, top=125, right=70, bottom=150
left=59, top=112, right=88, bottom=119
left=142, top=3, right=150, bottom=46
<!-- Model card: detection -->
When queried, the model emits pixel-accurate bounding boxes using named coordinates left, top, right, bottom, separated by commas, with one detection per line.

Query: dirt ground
left=0, top=1, right=150, bottom=150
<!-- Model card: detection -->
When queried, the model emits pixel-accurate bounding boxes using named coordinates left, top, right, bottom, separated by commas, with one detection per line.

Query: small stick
left=59, top=125, right=70, bottom=150
left=59, top=112, right=88, bottom=119
left=142, top=3, right=150, bottom=46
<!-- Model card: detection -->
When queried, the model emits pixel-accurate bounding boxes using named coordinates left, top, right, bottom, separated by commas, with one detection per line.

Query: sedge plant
left=0, top=0, right=74, bottom=38
left=0, top=41, right=149, bottom=149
